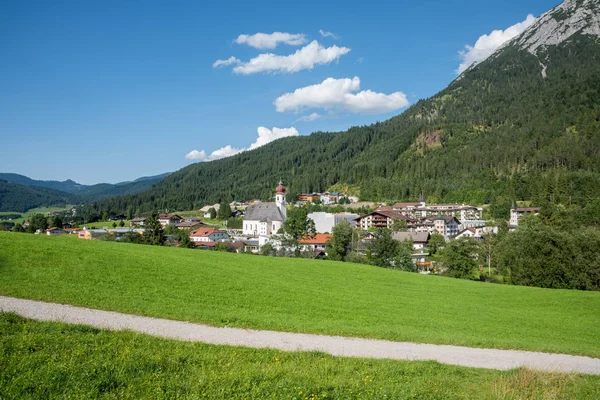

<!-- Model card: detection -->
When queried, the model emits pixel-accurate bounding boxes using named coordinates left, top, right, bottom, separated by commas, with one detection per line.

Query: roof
left=393, top=202, right=421, bottom=208
left=300, top=234, right=333, bottom=245
left=392, top=232, right=430, bottom=243
left=158, top=213, right=182, bottom=220
left=46, top=227, right=65, bottom=231
left=130, top=217, right=146, bottom=222
left=243, top=203, right=285, bottom=222
left=276, top=181, right=286, bottom=193
left=189, top=227, right=226, bottom=237
left=176, top=221, right=205, bottom=228
left=431, top=215, right=460, bottom=223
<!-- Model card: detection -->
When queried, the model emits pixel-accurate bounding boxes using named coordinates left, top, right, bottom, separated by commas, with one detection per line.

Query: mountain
left=90, top=0, right=600, bottom=217
left=0, top=172, right=170, bottom=203
left=0, top=181, right=79, bottom=212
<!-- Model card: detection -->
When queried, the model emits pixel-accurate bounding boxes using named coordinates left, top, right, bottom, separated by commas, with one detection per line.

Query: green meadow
left=2, top=313, right=599, bottom=399
left=0, top=205, right=74, bottom=225
left=0, top=232, right=599, bottom=357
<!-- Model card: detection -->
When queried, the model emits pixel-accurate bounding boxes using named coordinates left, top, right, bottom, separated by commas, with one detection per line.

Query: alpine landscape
left=1, top=0, right=600, bottom=398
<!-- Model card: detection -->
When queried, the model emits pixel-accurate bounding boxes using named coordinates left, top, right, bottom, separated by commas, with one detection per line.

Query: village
left=25, top=181, right=541, bottom=272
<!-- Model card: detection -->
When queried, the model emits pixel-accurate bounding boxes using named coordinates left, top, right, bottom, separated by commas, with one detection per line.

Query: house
left=243, top=181, right=287, bottom=237
left=297, top=193, right=321, bottom=203
left=130, top=217, right=146, bottom=227
left=231, top=210, right=244, bottom=218
left=176, top=221, right=206, bottom=230
left=431, top=215, right=460, bottom=240
left=46, top=227, right=67, bottom=236
left=158, top=214, right=183, bottom=227
left=392, top=232, right=430, bottom=251
left=355, top=210, right=415, bottom=230
left=109, top=214, right=126, bottom=221
left=299, top=233, right=333, bottom=252
left=510, top=207, right=540, bottom=228
left=307, top=212, right=359, bottom=233
left=64, top=227, right=82, bottom=235
left=243, top=239, right=260, bottom=253
left=454, top=225, right=499, bottom=240
left=200, top=204, right=220, bottom=218
left=189, top=227, right=229, bottom=243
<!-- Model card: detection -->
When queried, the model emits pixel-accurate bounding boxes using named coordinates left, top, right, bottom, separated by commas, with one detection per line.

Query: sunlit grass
left=0, top=231, right=599, bottom=357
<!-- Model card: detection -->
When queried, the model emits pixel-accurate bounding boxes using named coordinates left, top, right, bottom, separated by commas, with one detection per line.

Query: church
left=242, top=181, right=287, bottom=237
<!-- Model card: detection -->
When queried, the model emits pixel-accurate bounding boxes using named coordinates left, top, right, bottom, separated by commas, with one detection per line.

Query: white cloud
left=274, top=77, right=409, bottom=114
left=233, top=40, right=351, bottom=75
left=295, top=112, right=323, bottom=122
left=185, top=127, right=299, bottom=162
left=319, top=29, right=339, bottom=39
left=457, top=14, right=536, bottom=74
left=235, top=32, right=307, bottom=49
left=212, top=56, right=241, bottom=68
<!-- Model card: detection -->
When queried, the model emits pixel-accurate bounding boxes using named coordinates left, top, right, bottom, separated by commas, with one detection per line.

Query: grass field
left=1, top=313, right=598, bottom=399
left=0, top=232, right=599, bottom=358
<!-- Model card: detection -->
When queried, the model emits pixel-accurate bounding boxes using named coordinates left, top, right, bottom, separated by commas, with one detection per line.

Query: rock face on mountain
left=90, top=0, right=600, bottom=216
left=515, top=0, right=600, bottom=55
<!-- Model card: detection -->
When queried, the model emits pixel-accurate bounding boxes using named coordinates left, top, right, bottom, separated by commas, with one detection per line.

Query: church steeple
left=275, top=180, right=287, bottom=220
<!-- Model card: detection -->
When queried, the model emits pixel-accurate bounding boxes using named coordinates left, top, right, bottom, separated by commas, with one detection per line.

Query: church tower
left=275, top=180, right=287, bottom=221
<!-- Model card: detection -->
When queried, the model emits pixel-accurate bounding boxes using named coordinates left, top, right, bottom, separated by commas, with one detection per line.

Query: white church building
left=243, top=181, right=287, bottom=237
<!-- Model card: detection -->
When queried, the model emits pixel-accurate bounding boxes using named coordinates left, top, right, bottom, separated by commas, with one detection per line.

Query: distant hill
left=84, top=0, right=600, bottom=216
left=0, top=172, right=170, bottom=205
left=0, top=181, right=78, bottom=212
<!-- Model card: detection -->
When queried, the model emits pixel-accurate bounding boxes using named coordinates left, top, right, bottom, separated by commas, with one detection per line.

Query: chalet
left=189, top=227, right=229, bottom=243
left=455, top=225, right=499, bottom=240
left=176, top=221, right=206, bottom=230
left=158, top=213, right=183, bottom=227
left=299, top=233, right=333, bottom=252
left=297, top=193, right=321, bottom=203
left=510, top=207, right=540, bottom=228
left=243, top=181, right=287, bottom=237
left=130, top=217, right=146, bottom=227
left=355, top=210, right=415, bottom=230
left=392, top=231, right=430, bottom=251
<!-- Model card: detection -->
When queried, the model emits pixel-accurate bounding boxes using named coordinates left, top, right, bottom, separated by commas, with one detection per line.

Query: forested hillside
left=0, top=181, right=78, bottom=212
left=87, top=2, right=600, bottom=216
left=0, top=172, right=170, bottom=209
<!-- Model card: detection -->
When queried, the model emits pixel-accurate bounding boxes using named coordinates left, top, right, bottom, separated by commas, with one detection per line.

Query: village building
left=307, top=212, right=359, bottom=233
left=46, top=227, right=67, bottom=236
left=158, top=213, right=183, bottom=227
left=243, top=181, right=287, bottom=237
left=299, top=233, right=333, bottom=252
left=189, top=227, right=229, bottom=243
left=355, top=210, right=415, bottom=231
left=176, top=221, right=206, bottom=230
left=510, top=207, right=540, bottom=228
left=130, top=217, right=146, bottom=227
left=392, top=231, right=431, bottom=251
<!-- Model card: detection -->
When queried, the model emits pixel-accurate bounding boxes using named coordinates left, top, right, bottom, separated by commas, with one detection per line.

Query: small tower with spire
left=275, top=180, right=287, bottom=221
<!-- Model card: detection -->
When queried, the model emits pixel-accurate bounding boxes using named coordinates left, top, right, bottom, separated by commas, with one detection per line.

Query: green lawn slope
left=2, top=314, right=599, bottom=399
left=0, top=232, right=599, bottom=357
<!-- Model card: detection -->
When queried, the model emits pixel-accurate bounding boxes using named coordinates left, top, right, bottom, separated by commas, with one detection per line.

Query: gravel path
left=2, top=295, right=600, bottom=375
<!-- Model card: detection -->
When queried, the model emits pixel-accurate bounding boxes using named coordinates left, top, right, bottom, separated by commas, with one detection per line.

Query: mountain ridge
left=75, top=0, right=600, bottom=217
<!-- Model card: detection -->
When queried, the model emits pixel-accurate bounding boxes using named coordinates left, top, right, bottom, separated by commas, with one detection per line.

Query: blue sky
left=0, top=0, right=558, bottom=184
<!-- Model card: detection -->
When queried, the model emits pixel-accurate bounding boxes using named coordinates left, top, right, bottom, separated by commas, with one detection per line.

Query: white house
left=158, top=213, right=183, bottom=227
left=189, top=227, right=229, bottom=243
left=243, top=181, right=287, bottom=237
left=510, top=207, right=540, bottom=228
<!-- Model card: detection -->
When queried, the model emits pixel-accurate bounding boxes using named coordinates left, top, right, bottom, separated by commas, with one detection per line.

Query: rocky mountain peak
left=515, top=0, right=600, bottom=55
